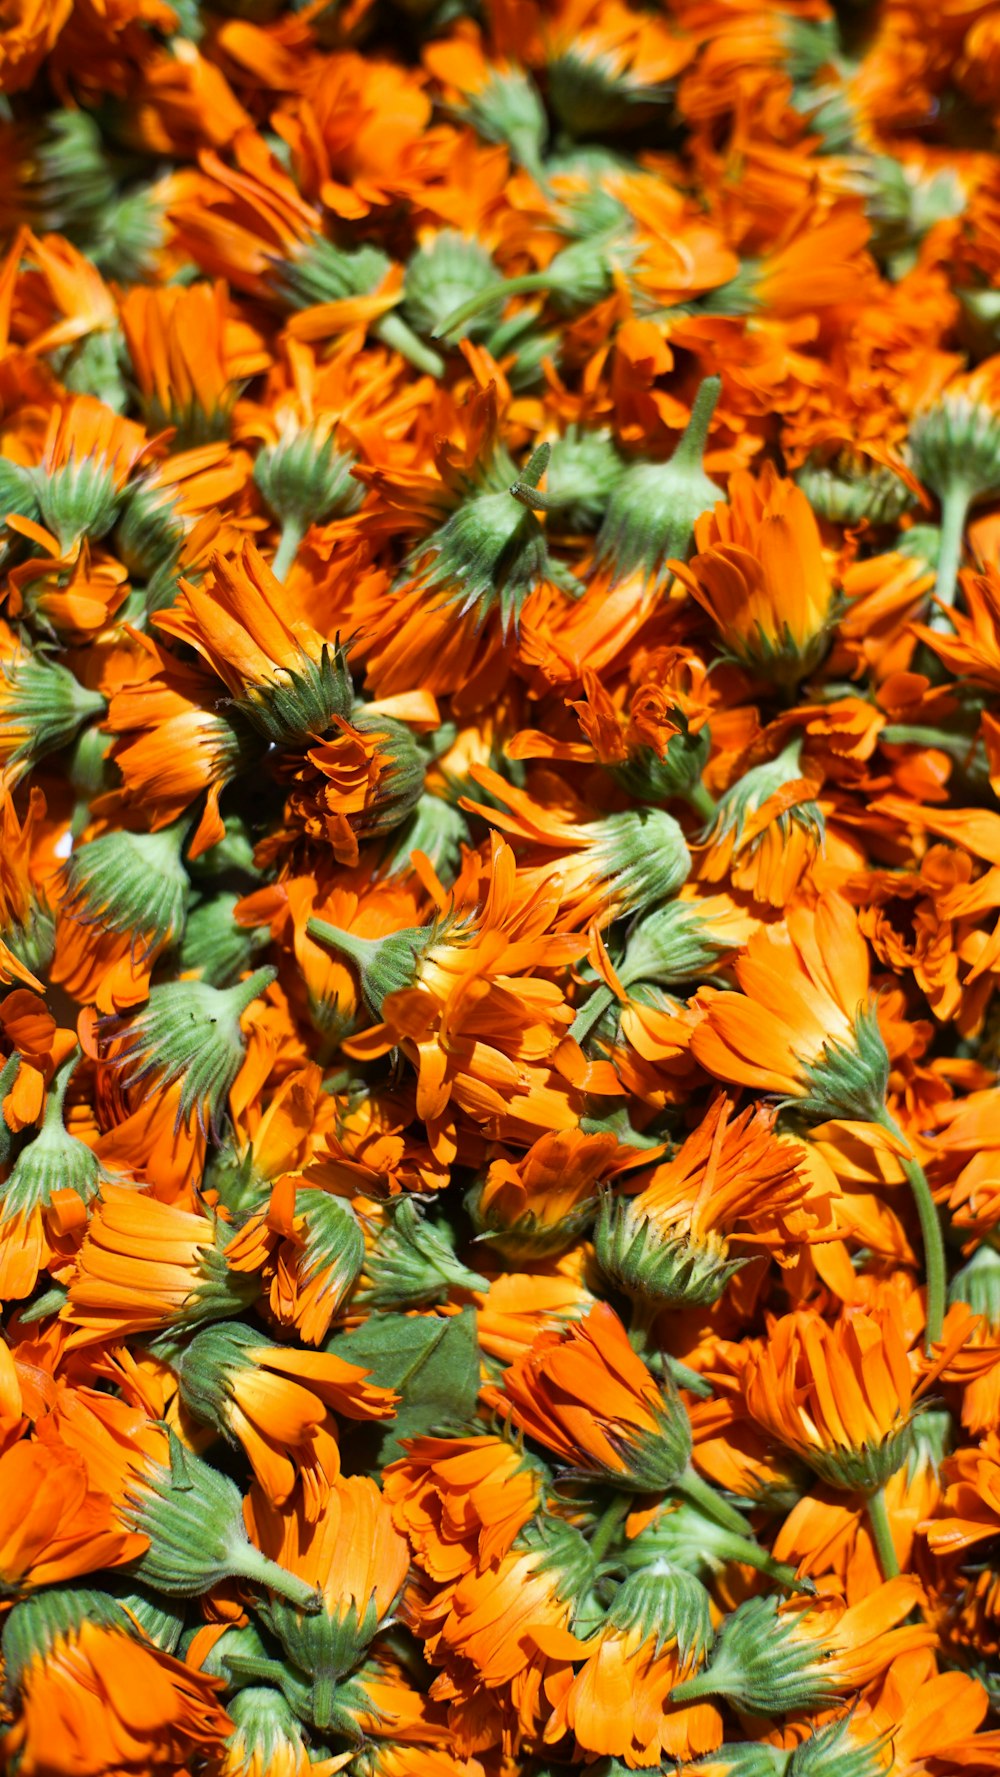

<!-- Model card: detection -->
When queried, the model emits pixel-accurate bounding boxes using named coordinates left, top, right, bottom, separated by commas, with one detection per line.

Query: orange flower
left=470, top=1126, right=646, bottom=1258
left=384, top=1433, right=544, bottom=1581
left=247, top=1472, right=410, bottom=1723
left=0, top=1436, right=141, bottom=1590
left=156, top=540, right=353, bottom=748
left=596, top=1096, right=819, bottom=1309
left=118, top=281, right=244, bottom=446
left=0, top=0, right=70, bottom=92
left=224, top=1175, right=365, bottom=1345
left=61, top=1185, right=257, bottom=1345
left=2, top=1608, right=231, bottom=1777
left=542, top=1615, right=722, bottom=1768
left=924, top=1433, right=1000, bottom=1558
left=690, top=894, right=888, bottom=1122
left=672, top=463, right=836, bottom=686
left=482, top=1301, right=695, bottom=1493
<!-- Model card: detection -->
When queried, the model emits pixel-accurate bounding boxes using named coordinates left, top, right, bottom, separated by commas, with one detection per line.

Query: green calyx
left=254, top=423, right=362, bottom=537
left=175, top=1318, right=270, bottom=1438
left=794, top=999, right=890, bottom=1125
left=2, top=1055, right=100, bottom=1227
left=179, top=892, right=270, bottom=989
left=225, top=1686, right=320, bottom=1770
left=436, top=223, right=633, bottom=340
left=63, top=822, right=189, bottom=954
left=306, top=916, right=435, bottom=1019
left=669, top=1594, right=834, bottom=1714
left=359, top=1196, right=488, bottom=1307
left=588, top=806, right=692, bottom=921
left=612, top=718, right=711, bottom=806
left=282, top=1187, right=366, bottom=1326
left=109, top=966, right=277, bottom=1136
left=234, top=641, right=354, bottom=748
left=795, top=448, right=916, bottom=526
left=596, top=1197, right=744, bottom=1311
left=403, top=231, right=504, bottom=344
left=617, top=899, right=740, bottom=992
left=708, top=737, right=824, bottom=852
left=607, top=1560, right=713, bottom=1663
left=350, top=708, right=428, bottom=843
left=2, top=1587, right=130, bottom=1689
left=547, top=48, right=674, bottom=139
left=412, top=441, right=579, bottom=632
left=621, top=1503, right=806, bottom=1594
left=594, top=377, right=722, bottom=587
left=31, top=457, right=124, bottom=554
left=788, top=1716, right=891, bottom=1777
left=951, top=1242, right=1000, bottom=1329
left=0, top=652, right=105, bottom=774
left=531, top=427, right=628, bottom=532
left=449, top=65, right=548, bottom=183
left=124, top=1431, right=322, bottom=1611
left=909, top=392, right=1000, bottom=617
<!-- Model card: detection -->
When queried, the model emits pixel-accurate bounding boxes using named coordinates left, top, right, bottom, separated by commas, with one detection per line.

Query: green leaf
left=327, top=1307, right=481, bottom=1466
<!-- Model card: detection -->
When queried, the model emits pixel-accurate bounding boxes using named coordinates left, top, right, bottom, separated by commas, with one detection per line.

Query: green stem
left=271, top=517, right=304, bottom=583
left=588, top=1491, right=631, bottom=1563
left=877, top=1107, right=945, bottom=1351
left=569, top=982, right=616, bottom=1044
left=374, top=311, right=445, bottom=378
left=235, top=1542, right=323, bottom=1612
left=672, top=376, right=722, bottom=471
left=927, top=481, right=970, bottom=631
left=684, top=779, right=717, bottom=825
left=668, top=1664, right=720, bottom=1705
left=435, top=272, right=551, bottom=339
left=675, top=1464, right=751, bottom=1538
left=866, top=1483, right=900, bottom=1580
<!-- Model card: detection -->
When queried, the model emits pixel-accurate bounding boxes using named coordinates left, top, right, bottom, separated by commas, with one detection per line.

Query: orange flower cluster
left=3, top=0, right=1000, bottom=1773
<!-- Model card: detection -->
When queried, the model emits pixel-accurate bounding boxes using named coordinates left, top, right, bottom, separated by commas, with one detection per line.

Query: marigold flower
left=383, top=1432, right=545, bottom=1580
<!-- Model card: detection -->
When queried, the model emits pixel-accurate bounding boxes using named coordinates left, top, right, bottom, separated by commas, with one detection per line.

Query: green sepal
left=123, top=1429, right=322, bottom=1610
left=63, top=822, right=189, bottom=953
left=234, top=642, right=354, bottom=748
left=107, top=966, right=277, bottom=1136
left=1, top=1055, right=100, bottom=1226
left=594, top=378, right=721, bottom=586
left=793, top=1000, right=890, bottom=1125
left=359, top=1197, right=488, bottom=1307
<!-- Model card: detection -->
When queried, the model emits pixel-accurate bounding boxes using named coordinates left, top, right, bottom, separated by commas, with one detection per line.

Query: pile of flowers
left=4, top=0, right=1000, bottom=1771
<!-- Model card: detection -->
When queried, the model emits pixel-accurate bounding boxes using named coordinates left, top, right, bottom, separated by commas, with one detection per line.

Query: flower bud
left=594, top=378, right=722, bottom=589
left=30, top=454, right=124, bottom=554
left=607, top=1560, right=713, bottom=1665
left=124, top=1431, right=322, bottom=1611
left=359, top=1197, right=487, bottom=1307
left=0, top=643, right=106, bottom=781
left=108, top=966, right=277, bottom=1136
left=305, top=919, right=435, bottom=1019
left=795, top=448, right=915, bottom=526
left=253, top=422, right=362, bottom=537
left=404, top=230, right=503, bottom=344
left=669, top=1595, right=841, bottom=1715
left=64, top=821, right=189, bottom=955
left=179, top=891, right=270, bottom=989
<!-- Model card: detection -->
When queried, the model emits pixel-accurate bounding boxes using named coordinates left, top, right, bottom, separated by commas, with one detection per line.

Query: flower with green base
left=253, top=421, right=363, bottom=581
left=593, top=378, right=722, bottom=590
left=358, top=1197, right=488, bottom=1307
left=63, top=821, right=189, bottom=957
left=909, top=382, right=1000, bottom=624
left=270, top=234, right=444, bottom=377
left=403, top=230, right=504, bottom=344
left=0, top=1056, right=99, bottom=1277
left=122, top=1431, right=322, bottom=1610
left=106, top=965, right=277, bottom=1136
left=0, top=639, right=105, bottom=783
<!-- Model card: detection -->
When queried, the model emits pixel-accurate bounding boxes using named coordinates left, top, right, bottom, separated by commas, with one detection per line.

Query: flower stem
left=684, top=779, right=717, bottom=825
left=877, top=1107, right=945, bottom=1351
left=866, top=1482, right=900, bottom=1580
left=927, top=481, right=970, bottom=630
left=676, top=1463, right=750, bottom=1538
left=374, top=310, right=445, bottom=377
left=588, top=1491, right=631, bottom=1563
left=271, top=517, right=304, bottom=582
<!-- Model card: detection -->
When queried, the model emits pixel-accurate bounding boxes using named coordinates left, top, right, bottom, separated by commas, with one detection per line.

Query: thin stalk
left=569, top=982, right=616, bottom=1045
left=235, top=1542, right=322, bottom=1612
left=435, top=272, right=552, bottom=340
left=866, top=1483, right=900, bottom=1580
left=271, top=517, right=304, bottom=583
left=877, top=1107, right=945, bottom=1351
left=675, top=1463, right=751, bottom=1539
left=374, top=311, right=445, bottom=378
left=684, top=779, right=717, bottom=825
left=927, top=481, right=970, bottom=631
left=588, top=1491, right=631, bottom=1563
